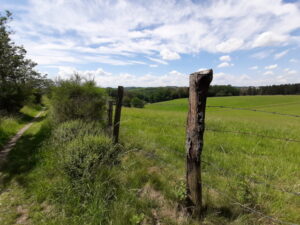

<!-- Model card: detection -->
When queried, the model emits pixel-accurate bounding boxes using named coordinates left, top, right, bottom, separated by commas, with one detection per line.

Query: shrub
left=60, top=135, right=116, bottom=181
left=50, top=75, right=107, bottom=123
left=123, top=96, right=132, bottom=107
left=51, top=120, right=103, bottom=144
left=131, top=97, right=145, bottom=108
left=49, top=120, right=118, bottom=181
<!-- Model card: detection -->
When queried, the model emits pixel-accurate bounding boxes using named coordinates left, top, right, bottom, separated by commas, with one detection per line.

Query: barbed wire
left=201, top=160, right=300, bottom=197
left=122, top=121, right=300, bottom=144
left=207, top=105, right=300, bottom=118
left=132, top=149, right=299, bottom=225
left=122, top=144, right=300, bottom=197
left=205, top=128, right=300, bottom=143
left=203, top=183, right=299, bottom=225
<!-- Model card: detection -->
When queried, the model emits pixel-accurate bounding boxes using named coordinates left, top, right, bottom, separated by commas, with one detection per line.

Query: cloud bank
left=5, top=0, right=300, bottom=67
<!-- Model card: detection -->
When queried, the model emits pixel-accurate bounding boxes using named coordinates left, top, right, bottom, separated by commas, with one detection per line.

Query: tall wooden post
left=108, top=100, right=113, bottom=127
left=113, top=86, right=124, bottom=143
left=186, top=69, right=213, bottom=217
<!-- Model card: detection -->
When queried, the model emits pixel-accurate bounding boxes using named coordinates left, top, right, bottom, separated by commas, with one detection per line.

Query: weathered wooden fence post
left=113, top=86, right=124, bottom=143
left=186, top=69, right=213, bottom=217
left=108, top=100, right=113, bottom=127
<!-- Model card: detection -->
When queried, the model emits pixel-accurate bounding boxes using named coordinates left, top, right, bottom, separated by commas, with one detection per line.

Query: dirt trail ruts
left=0, top=111, right=43, bottom=168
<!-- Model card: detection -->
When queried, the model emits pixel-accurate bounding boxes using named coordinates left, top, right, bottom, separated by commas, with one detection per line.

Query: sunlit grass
left=120, top=95, right=300, bottom=224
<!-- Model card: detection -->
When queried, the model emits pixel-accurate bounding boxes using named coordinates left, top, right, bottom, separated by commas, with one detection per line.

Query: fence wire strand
left=203, top=183, right=299, bottom=225
left=207, top=105, right=300, bottom=118
left=119, top=102, right=300, bottom=224
left=136, top=149, right=299, bottom=225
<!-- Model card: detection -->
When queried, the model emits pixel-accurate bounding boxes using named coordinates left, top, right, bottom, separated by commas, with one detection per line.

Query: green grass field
left=120, top=95, right=300, bottom=224
left=0, top=95, right=299, bottom=225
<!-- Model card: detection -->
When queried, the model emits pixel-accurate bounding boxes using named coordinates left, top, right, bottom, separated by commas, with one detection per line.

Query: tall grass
left=0, top=104, right=41, bottom=148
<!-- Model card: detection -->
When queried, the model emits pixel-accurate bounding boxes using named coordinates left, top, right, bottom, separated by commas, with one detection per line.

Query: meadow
left=120, top=95, right=300, bottom=224
left=0, top=95, right=299, bottom=225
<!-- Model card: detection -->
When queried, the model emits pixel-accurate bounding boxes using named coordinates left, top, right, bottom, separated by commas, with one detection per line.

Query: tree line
left=106, top=83, right=300, bottom=107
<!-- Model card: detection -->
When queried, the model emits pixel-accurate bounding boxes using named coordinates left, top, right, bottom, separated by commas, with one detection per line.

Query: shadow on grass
left=1, top=118, right=51, bottom=189
left=202, top=204, right=238, bottom=220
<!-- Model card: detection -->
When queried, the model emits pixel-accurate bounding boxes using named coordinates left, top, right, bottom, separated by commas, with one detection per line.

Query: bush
left=60, top=135, right=116, bottom=181
left=50, top=75, right=107, bottom=123
left=131, top=97, right=144, bottom=108
left=49, top=120, right=118, bottom=181
left=123, top=96, right=131, bottom=107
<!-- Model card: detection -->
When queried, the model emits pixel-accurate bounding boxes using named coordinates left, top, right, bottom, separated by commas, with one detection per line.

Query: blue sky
left=1, top=0, right=300, bottom=87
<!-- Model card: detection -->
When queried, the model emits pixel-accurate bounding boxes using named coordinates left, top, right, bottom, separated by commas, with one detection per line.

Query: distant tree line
left=106, top=83, right=300, bottom=107
left=240, top=83, right=300, bottom=95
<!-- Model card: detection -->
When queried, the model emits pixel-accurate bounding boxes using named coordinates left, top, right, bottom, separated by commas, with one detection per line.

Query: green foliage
left=0, top=104, right=41, bottom=148
left=174, top=180, right=186, bottom=202
left=50, top=74, right=107, bottom=123
left=61, top=135, right=113, bottom=180
left=131, top=97, right=145, bottom=108
left=208, top=85, right=240, bottom=97
left=0, top=11, right=48, bottom=112
left=123, top=96, right=132, bottom=107
left=130, top=213, right=145, bottom=224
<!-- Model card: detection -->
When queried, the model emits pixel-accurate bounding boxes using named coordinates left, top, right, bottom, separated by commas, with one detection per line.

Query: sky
left=1, top=0, right=300, bottom=87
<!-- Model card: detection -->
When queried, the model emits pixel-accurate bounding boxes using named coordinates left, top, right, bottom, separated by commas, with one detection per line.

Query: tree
left=131, top=97, right=144, bottom=108
left=123, top=96, right=131, bottom=107
left=0, top=11, right=45, bottom=112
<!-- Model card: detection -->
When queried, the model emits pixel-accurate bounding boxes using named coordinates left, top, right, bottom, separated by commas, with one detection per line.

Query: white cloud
left=249, top=66, right=258, bottom=70
left=219, top=55, right=231, bottom=62
left=284, top=68, right=298, bottom=75
left=216, top=39, right=244, bottom=53
left=148, top=57, right=168, bottom=65
left=252, top=32, right=288, bottom=47
left=274, top=50, right=289, bottom=59
left=149, top=64, right=158, bottom=68
left=264, top=71, right=274, bottom=75
left=265, top=64, right=278, bottom=70
left=251, top=50, right=274, bottom=59
left=57, top=67, right=188, bottom=87
left=55, top=66, right=300, bottom=87
left=217, top=62, right=234, bottom=68
left=160, top=49, right=180, bottom=60
left=288, top=70, right=297, bottom=75
left=5, top=0, right=300, bottom=68
left=289, top=58, right=298, bottom=63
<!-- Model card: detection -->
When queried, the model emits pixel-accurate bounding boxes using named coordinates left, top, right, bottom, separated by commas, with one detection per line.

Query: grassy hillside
left=120, top=95, right=300, bottom=224
left=1, top=96, right=299, bottom=225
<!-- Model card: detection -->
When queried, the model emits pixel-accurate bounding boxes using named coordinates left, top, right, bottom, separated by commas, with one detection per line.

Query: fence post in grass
left=108, top=100, right=113, bottom=127
left=186, top=69, right=213, bottom=217
left=113, top=86, right=124, bottom=143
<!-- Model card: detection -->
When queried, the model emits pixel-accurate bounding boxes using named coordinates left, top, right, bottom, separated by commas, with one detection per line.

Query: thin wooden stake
left=186, top=69, right=213, bottom=217
left=113, top=86, right=124, bottom=143
left=108, top=100, right=113, bottom=127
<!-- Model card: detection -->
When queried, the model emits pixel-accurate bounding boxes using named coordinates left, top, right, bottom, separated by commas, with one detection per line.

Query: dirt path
left=0, top=111, right=43, bottom=168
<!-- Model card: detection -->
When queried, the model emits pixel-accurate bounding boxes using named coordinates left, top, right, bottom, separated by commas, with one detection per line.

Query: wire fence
left=207, top=105, right=300, bottom=118
left=134, top=148, right=299, bottom=225
left=121, top=115, right=300, bottom=144
left=205, top=128, right=300, bottom=143
left=117, top=101, right=300, bottom=225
